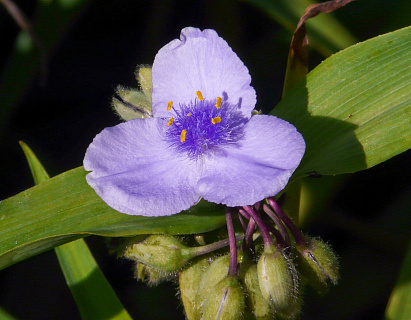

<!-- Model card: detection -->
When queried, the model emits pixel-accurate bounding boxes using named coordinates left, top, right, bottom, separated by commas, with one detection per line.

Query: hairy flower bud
left=295, top=237, right=339, bottom=292
left=136, top=66, right=152, bottom=100
left=179, top=255, right=211, bottom=320
left=201, top=275, right=246, bottom=320
left=239, top=257, right=273, bottom=320
left=112, top=67, right=152, bottom=121
left=124, top=235, right=194, bottom=272
left=257, top=247, right=300, bottom=318
left=196, top=254, right=231, bottom=307
left=135, top=262, right=173, bottom=286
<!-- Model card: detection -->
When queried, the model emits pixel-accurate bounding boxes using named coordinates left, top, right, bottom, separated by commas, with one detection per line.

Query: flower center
left=165, top=91, right=248, bottom=158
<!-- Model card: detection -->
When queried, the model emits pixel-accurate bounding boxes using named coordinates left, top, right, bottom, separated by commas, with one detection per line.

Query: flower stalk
left=267, top=197, right=307, bottom=246
left=226, top=208, right=238, bottom=276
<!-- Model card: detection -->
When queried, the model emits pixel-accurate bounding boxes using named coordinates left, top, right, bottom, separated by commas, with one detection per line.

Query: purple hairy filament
left=165, top=93, right=247, bottom=159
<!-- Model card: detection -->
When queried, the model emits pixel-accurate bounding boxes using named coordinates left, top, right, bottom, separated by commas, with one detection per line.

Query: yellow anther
left=180, top=129, right=187, bottom=143
left=167, top=101, right=173, bottom=111
left=211, top=117, right=222, bottom=124
left=187, top=113, right=192, bottom=116
left=196, top=90, right=204, bottom=101
left=215, top=97, right=222, bottom=109
left=167, top=117, right=174, bottom=126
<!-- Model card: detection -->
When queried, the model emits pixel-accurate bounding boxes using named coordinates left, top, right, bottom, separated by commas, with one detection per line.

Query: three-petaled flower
left=84, top=27, right=305, bottom=216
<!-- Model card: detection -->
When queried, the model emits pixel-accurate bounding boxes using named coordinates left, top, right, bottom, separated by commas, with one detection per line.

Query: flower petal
left=198, top=115, right=305, bottom=206
left=84, top=118, right=201, bottom=216
left=152, top=27, right=256, bottom=118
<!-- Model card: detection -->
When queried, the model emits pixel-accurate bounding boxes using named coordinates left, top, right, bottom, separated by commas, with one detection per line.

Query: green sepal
left=136, top=66, right=153, bottom=99
left=134, top=262, right=174, bottom=286
left=202, top=275, right=246, bottom=320
left=239, top=255, right=273, bottom=320
left=123, top=235, right=194, bottom=272
left=179, top=255, right=211, bottom=320
left=295, top=237, right=339, bottom=293
left=257, top=248, right=301, bottom=318
left=112, top=67, right=153, bottom=121
left=196, top=253, right=231, bottom=308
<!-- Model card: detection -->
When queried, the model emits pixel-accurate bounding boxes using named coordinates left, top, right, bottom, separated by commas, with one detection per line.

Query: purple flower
left=84, top=27, right=305, bottom=216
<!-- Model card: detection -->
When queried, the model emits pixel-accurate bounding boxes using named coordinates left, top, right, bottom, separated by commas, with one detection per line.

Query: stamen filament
left=196, top=90, right=204, bottom=101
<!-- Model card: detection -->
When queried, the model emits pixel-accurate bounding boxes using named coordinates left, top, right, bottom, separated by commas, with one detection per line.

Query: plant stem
left=226, top=209, right=238, bottom=276
left=267, top=197, right=307, bottom=245
left=190, top=235, right=244, bottom=257
left=243, top=205, right=274, bottom=248
left=263, top=204, right=291, bottom=249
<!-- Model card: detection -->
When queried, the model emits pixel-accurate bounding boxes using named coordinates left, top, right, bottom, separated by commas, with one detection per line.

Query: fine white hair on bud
left=257, top=247, right=301, bottom=318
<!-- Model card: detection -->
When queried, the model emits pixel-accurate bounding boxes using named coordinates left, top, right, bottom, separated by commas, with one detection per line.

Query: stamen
left=187, top=113, right=192, bottom=116
left=196, top=90, right=204, bottom=101
left=212, top=117, right=222, bottom=124
left=180, top=129, right=187, bottom=143
left=167, top=101, right=173, bottom=111
left=167, top=117, right=174, bottom=126
left=215, top=97, right=222, bottom=109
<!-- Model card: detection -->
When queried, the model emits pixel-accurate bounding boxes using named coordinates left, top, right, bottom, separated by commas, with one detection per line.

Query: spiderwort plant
left=84, top=28, right=338, bottom=319
left=83, top=27, right=306, bottom=217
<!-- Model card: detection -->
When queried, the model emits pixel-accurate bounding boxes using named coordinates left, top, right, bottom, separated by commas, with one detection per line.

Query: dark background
left=0, top=0, right=410, bottom=319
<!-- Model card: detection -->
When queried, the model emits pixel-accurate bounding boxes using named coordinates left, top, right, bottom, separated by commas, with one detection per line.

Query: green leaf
left=55, top=241, right=132, bottom=320
left=19, top=141, right=49, bottom=184
left=0, top=166, right=226, bottom=270
left=385, top=237, right=411, bottom=320
left=272, top=26, right=411, bottom=177
left=20, top=141, right=132, bottom=320
left=241, top=0, right=357, bottom=56
left=0, top=308, right=16, bottom=320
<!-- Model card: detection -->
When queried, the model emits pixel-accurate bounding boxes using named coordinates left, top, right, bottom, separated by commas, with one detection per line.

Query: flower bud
left=295, top=237, right=339, bottom=292
left=136, top=66, right=152, bottom=100
left=196, top=254, right=231, bottom=307
left=201, top=275, right=245, bottom=320
left=135, top=262, right=172, bottom=286
left=239, top=257, right=273, bottom=320
left=112, top=67, right=152, bottom=121
left=124, top=235, right=193, bottom=272
left=112, top=85, right=152, bottom=121
left=179, top=255, right=211, bottom=320
left=257, top=247, right=300, bottom=318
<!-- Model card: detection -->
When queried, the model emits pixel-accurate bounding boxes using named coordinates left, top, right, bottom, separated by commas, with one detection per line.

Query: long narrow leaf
left=20, top=141, right=132, bottom=320
left=273, top=26, right=411, bottom=177
left=55, top=241, right=132, bottom=320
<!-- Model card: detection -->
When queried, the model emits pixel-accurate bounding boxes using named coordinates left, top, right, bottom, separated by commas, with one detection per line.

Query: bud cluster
left=120, top=198, right=339, bottom=319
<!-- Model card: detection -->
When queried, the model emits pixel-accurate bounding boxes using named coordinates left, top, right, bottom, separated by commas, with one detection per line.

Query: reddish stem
left=243, top=205, right=274, bottom=248
left=267, top=198, right=307, bottom=246
left=263, top=204, right=291, bottom=249
left=226, top=209, right=238, bottom=276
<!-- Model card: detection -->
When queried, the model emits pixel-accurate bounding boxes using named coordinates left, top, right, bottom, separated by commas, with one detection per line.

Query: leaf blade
left=272, top=26, right=411, bottom=177
left=19, top=142, right=132, bottom=320
left=55, top=240, right=132, bottom=320
left=0, top=167, right=226, bottom=270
